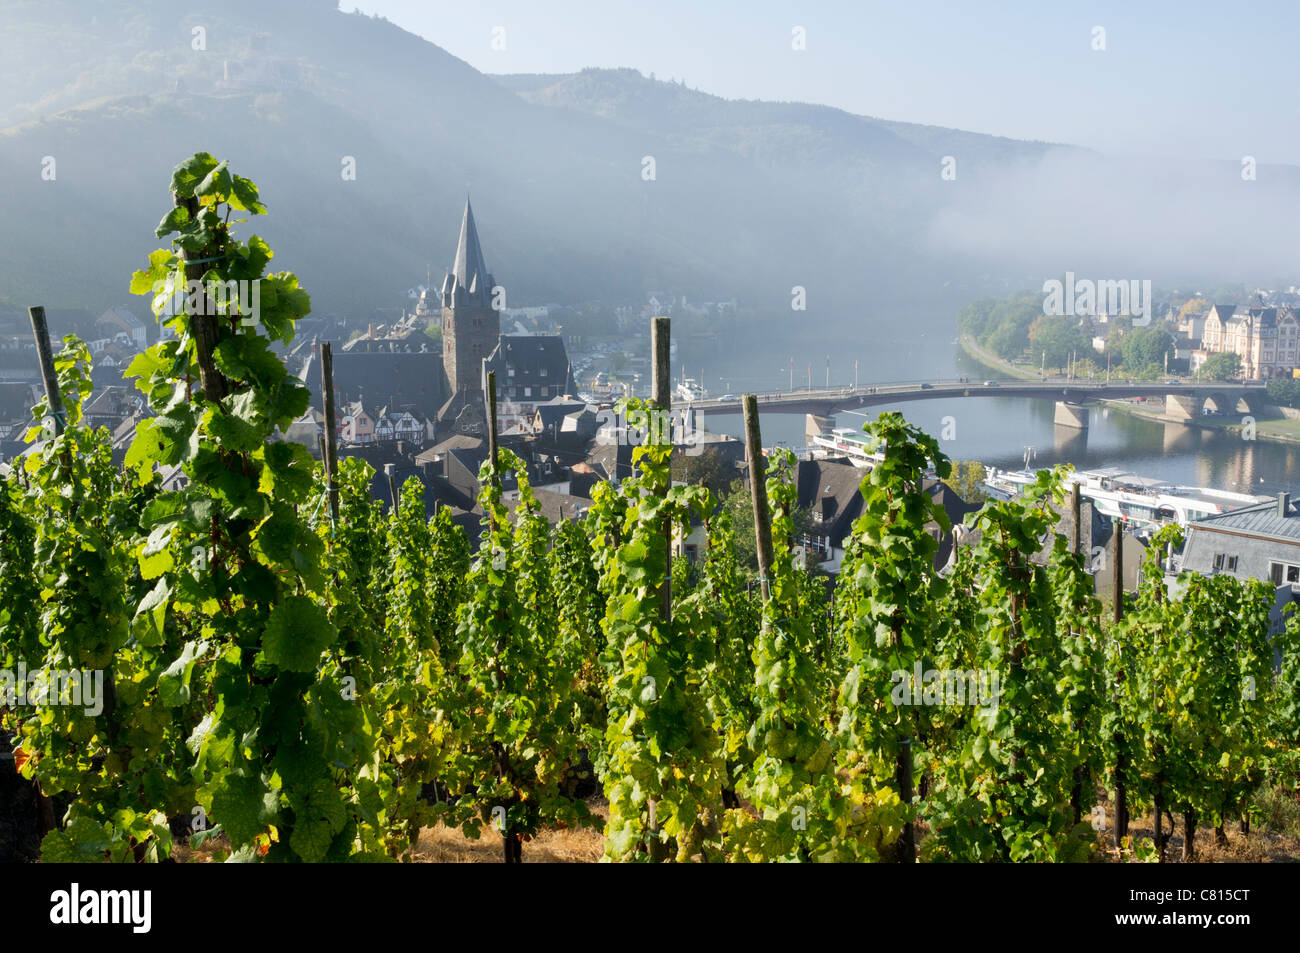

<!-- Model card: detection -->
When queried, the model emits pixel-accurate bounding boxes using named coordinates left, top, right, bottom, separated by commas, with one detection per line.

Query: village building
left=1193, top=304, right=1300, bottom=379
left=96, top=307, right=148, bottom=351
left=339, top=401, right=376, bottom=445
left=1178, top=492, right=1300, bottom=635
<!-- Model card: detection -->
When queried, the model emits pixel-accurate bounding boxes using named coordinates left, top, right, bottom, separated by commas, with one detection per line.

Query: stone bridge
left=676, top=378, right=1269, bottom=429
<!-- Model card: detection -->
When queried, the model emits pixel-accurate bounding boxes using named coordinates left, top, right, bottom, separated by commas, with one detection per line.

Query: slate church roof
left=301, top=343, right=444, bottom=420
left=442, top=198, right=495, bottom=309
left=486, top=336, right=577, bottom=395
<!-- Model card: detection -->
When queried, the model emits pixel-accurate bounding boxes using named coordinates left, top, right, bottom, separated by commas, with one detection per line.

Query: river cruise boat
left=981, top=464, right=1268, bottom=535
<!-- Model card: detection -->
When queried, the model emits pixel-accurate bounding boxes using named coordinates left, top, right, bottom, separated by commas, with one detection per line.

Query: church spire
left=449, top=196, right=492, bottom=302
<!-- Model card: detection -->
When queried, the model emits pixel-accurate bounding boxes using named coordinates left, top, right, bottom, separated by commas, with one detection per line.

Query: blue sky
left=342, top=0, right=1300, bottom=164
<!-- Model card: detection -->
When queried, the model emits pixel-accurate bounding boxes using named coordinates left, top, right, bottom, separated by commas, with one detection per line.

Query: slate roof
left=1187, top=496, right=1300, bottom=542
left=369, top=461, right=475, bottom=517
left=82, top=385, right=139, bottom=421
left=302, top=344, right=445, bottom=419
left=1225, top=306, right=1279, bottom=330
left=441, top=198, right=495, bottom=309
left=488, top=335, right=576, bottom=393
left=795, top=459, right=982, bottom=570
left=415, top=433, right=486, bottom=465
left=797, top=458, right=866, bottom=543
left=0, top=382, right=37, bottom=422
left=485, top=490, right=594, bottom=527
left=582, top=441, right=635, bottom=483
left=533, top=397, right=590, bottom=432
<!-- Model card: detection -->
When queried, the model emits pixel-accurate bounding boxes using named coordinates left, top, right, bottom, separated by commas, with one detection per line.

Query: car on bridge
left=920, top=383, right=933, bottom=389
left=718, top=394, right=738, bottom=402
left=983, top=380, right=999, bottom=387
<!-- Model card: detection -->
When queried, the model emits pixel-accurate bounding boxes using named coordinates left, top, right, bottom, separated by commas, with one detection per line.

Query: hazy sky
left=342, top=0, right=1299, bottom=165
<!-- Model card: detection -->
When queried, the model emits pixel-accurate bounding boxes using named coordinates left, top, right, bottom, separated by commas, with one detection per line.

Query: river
left=688, top=338, right=1300, bottom=495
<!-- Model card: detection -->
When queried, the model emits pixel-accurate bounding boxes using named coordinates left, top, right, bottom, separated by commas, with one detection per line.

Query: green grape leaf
left=260, top=596, right=334, bottom=672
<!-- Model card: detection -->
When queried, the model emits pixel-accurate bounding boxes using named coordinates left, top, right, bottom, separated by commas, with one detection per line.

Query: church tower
left=440, top=198, right=499, bottom=397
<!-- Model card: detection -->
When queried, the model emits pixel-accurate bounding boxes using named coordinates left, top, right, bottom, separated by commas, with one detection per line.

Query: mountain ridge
left=2, top=1, right=1297, bottom=340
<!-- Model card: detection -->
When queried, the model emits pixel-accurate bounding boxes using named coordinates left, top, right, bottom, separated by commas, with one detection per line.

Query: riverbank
left=956, top=335, right=1300, bottom=446
left=1100, top=397, right=1300, bottom=446
left=957, top=335, right=1042, bottom=381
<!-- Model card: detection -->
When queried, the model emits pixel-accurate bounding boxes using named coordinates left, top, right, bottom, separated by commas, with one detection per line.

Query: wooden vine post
left=383, top=463, right=399, bottom=512
left=1068, top=480, right=1084, bottom=825
left=1070, top=482, right=1082, bottom=557
left=648, top=316, right=672, bottom=861
left=174, top=193, right=229, bottom=404
left=651, top=317, right=672, bottom=622
left=320, top=342, right=340, bottom=526
left=28, top=307, right=64, bottom=438
left=742, top=394, right=775, bottom=604
left=486, top=368, right=500, bottom=528
left=24, top=305, right=66, bottom=835
left=1111, top=517, right=1129, bottom=846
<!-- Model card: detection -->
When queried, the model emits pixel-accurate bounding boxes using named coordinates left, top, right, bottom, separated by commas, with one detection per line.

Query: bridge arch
left=1202, top=392, right=1234, bottom=415
left=1236, top=391, right=1267, bottom=415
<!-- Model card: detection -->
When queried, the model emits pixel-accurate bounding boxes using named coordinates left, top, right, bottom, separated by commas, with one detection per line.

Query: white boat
left=809, top=427, right=942, bottom=478
left=811, top=427, right=885, bottom=468
left=675, top=377, right=708, bottom=402
left=981, top=463, right=1269, bottom=535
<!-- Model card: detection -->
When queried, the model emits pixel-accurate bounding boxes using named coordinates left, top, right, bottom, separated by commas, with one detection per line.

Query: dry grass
left=408, top=800, right=607, bottom=863
left=168, top=792, right=1300, bottom=862
left=169, top=799, right=609, bottom=864
left=1091, top=793, right=1300, bottom=863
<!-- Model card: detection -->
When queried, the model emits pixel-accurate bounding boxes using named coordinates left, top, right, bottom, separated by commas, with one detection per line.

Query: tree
left=1121, top=327, right=1174, bottom=371
left=1073, top=356, right=1101, bottom=378
left=957, top=298, right=998, bottom=339
left=1197, top=352, right=1241, bottom=381
left=1267, top=377, right=1300, bottom=408
left=943, top=460, right=988, bottom=504
left=1028, top=316, right=1089, bottom=372
left=671, top=445, right=737, bottom=498
left=721, top=478, right=816, bottom=572
left=987, top=319, right=1029, bottom=360
left=980, top=294, right=1042, bottom=360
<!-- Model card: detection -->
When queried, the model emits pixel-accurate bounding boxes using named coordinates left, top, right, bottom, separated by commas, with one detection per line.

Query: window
left=1270, top=561, right=1300, bottom=585
left=524, top=387, right=531, bottom=398
left=1211, top=553, right=1238, bottom=572
left=540, top=368, right=548, bottom=377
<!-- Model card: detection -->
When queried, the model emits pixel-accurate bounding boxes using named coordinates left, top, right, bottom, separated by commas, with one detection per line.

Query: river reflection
left=706, top=397, right=1300, bottom=495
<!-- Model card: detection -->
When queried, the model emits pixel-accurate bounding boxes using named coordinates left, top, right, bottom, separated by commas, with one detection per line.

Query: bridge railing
left=679, top=377, right=1264, bottom=405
